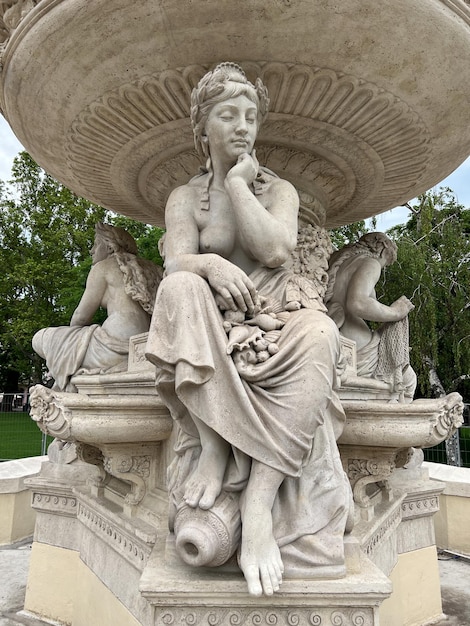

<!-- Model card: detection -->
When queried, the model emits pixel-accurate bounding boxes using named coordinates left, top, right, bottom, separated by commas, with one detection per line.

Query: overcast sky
left=1, top=116, right=469, bottom=231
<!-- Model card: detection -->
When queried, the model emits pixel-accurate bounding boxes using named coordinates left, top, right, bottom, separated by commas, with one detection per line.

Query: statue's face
left=204, top=94, right=258, bottom=164
left=91, top=238, right=108, bottom=264
left=382, top=243, right=397, bottom=266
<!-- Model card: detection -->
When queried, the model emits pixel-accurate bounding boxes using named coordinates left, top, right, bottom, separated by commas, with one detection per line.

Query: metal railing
left=0, top=393, right=50, bottom=461
left=423, top=406, right=470, bottom=468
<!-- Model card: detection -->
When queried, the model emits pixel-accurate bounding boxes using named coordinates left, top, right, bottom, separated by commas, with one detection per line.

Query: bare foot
left=183, top=415, right=230, bottom=510
left=239, top=507, right=284, bottom=596
left=183, top=452, right=225, bottom=509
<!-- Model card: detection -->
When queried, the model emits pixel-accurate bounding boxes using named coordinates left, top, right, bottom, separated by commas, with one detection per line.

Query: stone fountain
left=1, top=1, right=469, bottom=625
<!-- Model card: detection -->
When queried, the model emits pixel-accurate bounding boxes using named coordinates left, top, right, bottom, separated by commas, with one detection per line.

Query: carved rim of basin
left=1, top=0, right=470, bottom=227
left=339, top=393, right=464, bottom=449
left=29, top=384, right=172, bottom=445
left=30, top=380, right=463, bottom=453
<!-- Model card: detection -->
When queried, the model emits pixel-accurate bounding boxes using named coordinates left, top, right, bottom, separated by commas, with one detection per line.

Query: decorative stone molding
left=142, top=547, right=391, bottom=625
left=29, top=384, right=72, bottom=439
left=75, top=442, right=104, bottom=467
left=340, top=393, right=464, bottom=449
left=400, top=494, right=440, bottom=521
left=346, top=448, right=410, bottom=508
left=103, top=452, right=151, bottom=505
left=128, top=332, right=154, bottom=372
left=362, top=504, right=402, bottom=558
left=29, top=382, right=172, bottom=445
left=0, top=0, right=39, bottom=46
left=76, top=440, right=158, bottom=506
left=64, top=61, right=431, bottom=228
left=2, top=0, right=470, bottom=232
left=75, top=442, right=109, bottom=489
left=338, top=337, right=357, bottom=379
left=441, top=0, right=470, bottom=25
left=77, top=500, right=153, bottom=570
left=31, top=491, right=78, bottom=517
left=154, top=607, right=374, bottom=626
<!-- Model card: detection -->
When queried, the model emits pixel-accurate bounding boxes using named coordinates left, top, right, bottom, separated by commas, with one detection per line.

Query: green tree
left=329, top=219, right=372, bottom=250
left=378, top=189, right=469, bottom=401
left=0, top=152, right=164, bottom=388
left=0, top=153, right=109, bottom=387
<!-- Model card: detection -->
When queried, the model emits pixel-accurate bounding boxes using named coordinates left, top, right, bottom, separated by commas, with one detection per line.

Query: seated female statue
left=145, top=63, right=352, bottom=597
left=325, top=232, right=416, bottom=401
left=33, top=222, right=162, bottom=391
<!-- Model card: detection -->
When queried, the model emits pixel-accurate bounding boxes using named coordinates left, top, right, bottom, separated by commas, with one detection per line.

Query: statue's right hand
left=390, top=295, right=415, bottom=319
left=204, top=256, right=259, bottom=314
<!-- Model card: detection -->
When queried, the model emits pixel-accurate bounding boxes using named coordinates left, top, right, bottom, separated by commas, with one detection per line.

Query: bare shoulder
left=357, top=256, right=382, bottom=270
left=166, top=183, right=195, bottom=208
left=165, top=177, right=206, bottom=220
left=259, top=173, right=299, bottom=210
left=349, top=255, right=382, bottom=281
left=89, top=257, right=121, bottom=284
left=258, top=169, right=297, bottom=194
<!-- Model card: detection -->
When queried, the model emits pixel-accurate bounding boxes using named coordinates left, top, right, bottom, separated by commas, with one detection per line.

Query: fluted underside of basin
left=1, top=0, right=469, bottom=227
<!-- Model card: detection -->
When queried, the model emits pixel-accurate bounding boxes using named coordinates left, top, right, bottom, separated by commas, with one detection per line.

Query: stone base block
left=23, top=468, right=448, bottom=626
left=24, top=542, right=142, bottom=626
left=378, top=546, right=444, bottom=626
left=138, top=542, right=391, bottom=626
left=24, top=540, right=446, bottom=626
left=0, top=456, right=45, bottom=546
left=24, top=539, right=392, bottom=626
left=425, top=462, right=470, bottom=556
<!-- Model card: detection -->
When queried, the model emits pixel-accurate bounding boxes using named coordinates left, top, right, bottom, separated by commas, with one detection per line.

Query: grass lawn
left=0, top=412, right=52, bottom=461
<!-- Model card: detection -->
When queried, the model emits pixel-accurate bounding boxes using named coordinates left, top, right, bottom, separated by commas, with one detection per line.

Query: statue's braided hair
left=190, top=62, right=269, bottom=157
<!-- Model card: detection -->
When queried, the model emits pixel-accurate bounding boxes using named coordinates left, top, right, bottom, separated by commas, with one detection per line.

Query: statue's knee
left=295, top=310, right=340, bottom=363
left=300, top=310, right=339, bottom=341
left=159, top=271, right=208, bottom=298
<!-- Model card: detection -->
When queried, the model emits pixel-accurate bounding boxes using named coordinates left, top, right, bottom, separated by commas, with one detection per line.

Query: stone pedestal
left=22, top=334, right=464, bottom=626
left=25, top=457, right=392, bottom=626
left=0, top=456, right=45, bottom=546
left=141, top=550, right=391, bottom=626
left=23, top=450, right=449, bottom=626
left=378, top=468, right=446, bottom=625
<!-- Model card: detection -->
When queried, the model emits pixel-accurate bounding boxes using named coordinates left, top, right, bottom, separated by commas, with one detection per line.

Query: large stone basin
left=1, top=0, right=470, bottom=227
left=339, top=394, right=464, bottom=450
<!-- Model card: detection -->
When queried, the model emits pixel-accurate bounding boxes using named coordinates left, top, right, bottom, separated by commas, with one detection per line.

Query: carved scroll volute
left=102, top=452, right=151, bottom=506
left=347, top=447, right=411, bottom=508
left=29, top=384, right=72, bottom=440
